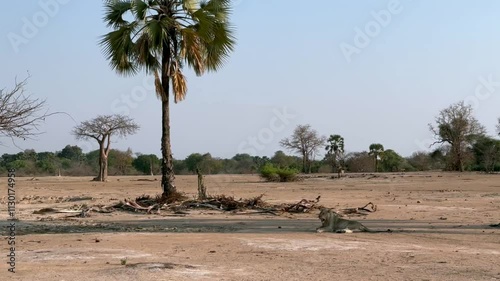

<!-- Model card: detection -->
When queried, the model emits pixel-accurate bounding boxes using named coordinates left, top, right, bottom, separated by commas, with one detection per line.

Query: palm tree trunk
left=160, top=42, right=176, bottom=196
left=161, top=99, right=176, bottom=195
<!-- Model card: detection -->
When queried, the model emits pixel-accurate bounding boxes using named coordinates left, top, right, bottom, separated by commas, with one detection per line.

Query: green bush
left=260, top=163, right=278, bottom=181
left=259, top=163, right=299, bottom=182
left=276, top=167, right=299, bottom=182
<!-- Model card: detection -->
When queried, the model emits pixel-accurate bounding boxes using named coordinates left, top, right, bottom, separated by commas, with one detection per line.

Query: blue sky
left=1, top=0, right=500, bottom=159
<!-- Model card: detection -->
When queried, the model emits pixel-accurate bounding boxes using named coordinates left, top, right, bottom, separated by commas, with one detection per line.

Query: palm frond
left=145, top=18, right=169, bottom=48
left=202, top=0, right=231, bottom=21
left=154, top=70, right=167, bottom=100
left=99, top=22, right=140, bottom=75
left=135, top=32, right=161, bottom=72
left=171, top=62, right=187, bottom=103
left=180, top=27, right=205, bottom=75
left=180, top=0, right=235, bottom=74
left=203, top=20, right=235, bottom=71
left=103, top=0, right=133, bottom=28
left=131, top=0, right=149, bottom=20
left=182, top=0, right=199, bottom=13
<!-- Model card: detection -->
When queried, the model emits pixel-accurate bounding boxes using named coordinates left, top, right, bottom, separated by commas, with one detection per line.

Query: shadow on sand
left=1, top=218, right=498, bottom=236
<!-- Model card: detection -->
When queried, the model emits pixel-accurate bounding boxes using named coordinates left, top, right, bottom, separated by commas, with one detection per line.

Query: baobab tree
left=73, top=115, right=139, bottom=181
left=429, top=101, right=485, bottom=171
left=100, top=0, right=235, bottom=196
left=280, top=124, right=326, bottom=173
left=0, top=76, right=56, bottom=143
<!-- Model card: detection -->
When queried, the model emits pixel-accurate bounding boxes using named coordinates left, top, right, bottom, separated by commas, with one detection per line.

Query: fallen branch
left=64, top=210, right=88, bottom=218
left=65, top=196, right=93, bottom=202
left=56, top=209, right=84, bottom=214
left=33, top=208, right=84, bottom=214
left=280, top=196, right=321, bottom=213
left=90, top=206, right=115, bottom=213
left=338, top=202, right=377, bottom=216
left=123, top=199, right=159, bottom=214
left=232, top=209, right=279, bottom=216
left=183, top=202, right=224, bottom=211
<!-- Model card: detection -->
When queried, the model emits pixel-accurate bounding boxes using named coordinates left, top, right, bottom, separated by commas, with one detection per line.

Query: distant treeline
left=2, top=140, right=499, bottom=177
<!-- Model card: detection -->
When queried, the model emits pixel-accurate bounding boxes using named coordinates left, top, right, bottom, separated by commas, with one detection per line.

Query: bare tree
left=73, top=115, right=139, bottom=181
left=429, top=101, right=485, bottom=172
left=280, top=124, right=325, bottom=173
left=0, top=76, right=56, bottom=142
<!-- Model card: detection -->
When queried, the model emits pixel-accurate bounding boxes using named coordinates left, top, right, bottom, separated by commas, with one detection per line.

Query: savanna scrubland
left=2, top=1, right=500, bottom=280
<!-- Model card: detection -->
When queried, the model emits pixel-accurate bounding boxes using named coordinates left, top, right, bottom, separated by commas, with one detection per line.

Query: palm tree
left=368, top=143, right=384, bottom=172
left=325, top=134, right=345, bottom=177
left=100, top=0, right=235, bottom=196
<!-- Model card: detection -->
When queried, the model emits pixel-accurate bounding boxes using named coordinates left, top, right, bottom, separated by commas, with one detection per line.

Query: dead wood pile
left=32, top=193, right=377, bottom=219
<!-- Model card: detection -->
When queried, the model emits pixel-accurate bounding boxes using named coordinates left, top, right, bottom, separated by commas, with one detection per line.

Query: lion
left=316, top=208, right=371, bottom=233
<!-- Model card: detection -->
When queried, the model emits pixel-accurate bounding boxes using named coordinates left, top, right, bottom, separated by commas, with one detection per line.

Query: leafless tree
left=0, top=76, right=56, bottom=143
left=73, top=115, right=139, bottom=181
left=280, top=124, right=326, bottom=173
left=429, top=101, right=485, bottom=172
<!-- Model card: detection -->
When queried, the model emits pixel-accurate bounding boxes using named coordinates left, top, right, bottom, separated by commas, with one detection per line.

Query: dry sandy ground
left=0, top=172, right=499, bottom=280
